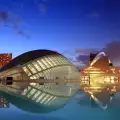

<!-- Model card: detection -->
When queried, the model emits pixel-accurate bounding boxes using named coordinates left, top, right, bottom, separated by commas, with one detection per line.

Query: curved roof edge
left=0, top=49, right=63, bottom=72
left=90, top=52, right=112, bottom=67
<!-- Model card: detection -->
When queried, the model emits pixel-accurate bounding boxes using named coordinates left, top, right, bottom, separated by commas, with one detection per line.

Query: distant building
left=80, top=52, right=120, bottom=86
left=0, top=53, right=12, bottom=68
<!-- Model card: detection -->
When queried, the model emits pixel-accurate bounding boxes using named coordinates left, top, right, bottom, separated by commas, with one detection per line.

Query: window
left=41, top=58, right=50, bottom=68
left=23, top=67, right=32, bottom=76
left=37, top=60, right=46, bottom=69
left=51, top=56, right=59, bottom=65
left=28, top=64, right=37, bottom=74
left=44, top=57, right=53, bottom=66
left=48, top=56, right=57, bottom=66
left=30, top=76, right=34, bottom=79
left=54, top=56, right=61, bottom=65
left=32, top=62, right=42, bottom=71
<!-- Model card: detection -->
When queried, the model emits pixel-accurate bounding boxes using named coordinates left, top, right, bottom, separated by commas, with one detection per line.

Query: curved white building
left=0, top=49, right=80, bottom=110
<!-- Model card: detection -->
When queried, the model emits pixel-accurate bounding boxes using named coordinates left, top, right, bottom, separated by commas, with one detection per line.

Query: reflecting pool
left=0, top=91, right=120, bottom=120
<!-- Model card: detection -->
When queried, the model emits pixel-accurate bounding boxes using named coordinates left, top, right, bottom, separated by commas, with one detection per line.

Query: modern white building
left=0, top=49, right=80, bottom=110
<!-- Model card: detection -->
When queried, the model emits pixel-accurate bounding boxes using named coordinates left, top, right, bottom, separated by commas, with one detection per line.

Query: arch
left=90, top=52, right=112, bottom=66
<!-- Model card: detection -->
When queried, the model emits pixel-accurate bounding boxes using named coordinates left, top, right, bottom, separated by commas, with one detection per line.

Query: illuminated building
left=0, top=54, right=12, bottom=68
left=80, top=52, right=120, bottom=86
left=0, top=49, right=80, bottom=110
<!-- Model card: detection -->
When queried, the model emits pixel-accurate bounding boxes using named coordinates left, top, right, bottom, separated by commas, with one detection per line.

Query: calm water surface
left=0, top=91, right=120, bottom=120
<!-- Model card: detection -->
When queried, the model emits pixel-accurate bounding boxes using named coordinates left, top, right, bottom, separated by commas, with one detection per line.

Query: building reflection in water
left=0, top=91, right=64, bottom=113
left=76, top=87, right=117, bottom=110
left=0, top=95, right=9, bottom=108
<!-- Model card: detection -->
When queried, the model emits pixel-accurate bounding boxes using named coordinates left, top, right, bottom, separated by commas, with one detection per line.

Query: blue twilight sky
left=0, top=0, right=120, bottom=65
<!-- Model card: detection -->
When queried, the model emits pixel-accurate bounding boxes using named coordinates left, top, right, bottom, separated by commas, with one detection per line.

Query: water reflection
left=76, top=87, right=117, bottom=110
left=0, top=92, right=9, bottom=108
left=0, top=91, right=63, bottom=113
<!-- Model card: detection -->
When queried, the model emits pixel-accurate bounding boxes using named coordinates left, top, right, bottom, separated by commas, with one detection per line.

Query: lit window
left=32, top=75, right=37, bottom=79
left=23, top=67, right=32, bottom=76
left=44, top=57, right=53, bottom=66
left=30, top=83, right=37, bottom=86
left=37, top=60, right=46, bottom=69
left=32, top=62, right=42, bottom=71
left=30, top=76, right=34, bottom=79
left=41, top=58, right=49, bottom=68
left=48, top=57, right=57, bottom=66
left=38, top=72, right=44, bottom=77
left=28, top=64, right=37, bottom=74
left=52, top=56, right=59, bottom=65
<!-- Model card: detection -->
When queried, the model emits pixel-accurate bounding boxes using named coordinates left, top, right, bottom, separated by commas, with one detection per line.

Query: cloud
left=63, top=41, right=120, bottom=68
left=101, top=41, right=120, bottom=65
left=74, top=41, right=120, bottom=67
left=39, top=3, right=47, bottom=13
left=87, top=12, right=100, bottom=18
left=75, top=48, right=98, bottom=55
left=0, top=10, right=30, bottom=39
left=76, top=55, right=89, bottom=64
left=35, top=0, right=48, bottom=14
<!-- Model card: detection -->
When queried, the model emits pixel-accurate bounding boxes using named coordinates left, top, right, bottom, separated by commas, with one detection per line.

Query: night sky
left=0, top=0, right=120, bottom=67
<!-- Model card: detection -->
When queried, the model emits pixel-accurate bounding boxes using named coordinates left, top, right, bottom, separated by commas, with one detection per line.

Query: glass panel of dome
left=41, top=58, right=50, bottom=68
left=60, top=57, right=67, bottom=64
left=53, top=56, right=60, bottom=65
left=59, top=57, right=66, bottom=64
left=49, top=56, right=57, bottom=65
left=32, top=75, right=37, bottom=79
left=57, top=56, right=63, bottom=64
left=37, top=60, right=46, bottom=69
left=53, top=56, right=59, bottom=65
left=44, top=71, right=49, bottom=79
left=35, top=74, right=40, bottom=79
left=38, top=73, right=44, bottom=78
left=23, top=67, right=32, bottom=76
left=44, top=57, right=53, bottom=67
left=30, top=76, right=34, bottom=79
left=28, top=64, right=37, bottom=74
left=47, top=57, right=55, bottom=66
left=44, top=70, right=49, bottom=79
left=32, top=62, right=42, bottom=71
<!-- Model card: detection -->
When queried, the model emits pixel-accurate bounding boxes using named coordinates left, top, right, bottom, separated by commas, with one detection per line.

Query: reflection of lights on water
left=111, top=80, right=114, bottom=83
left=30, top=83, right=37, bottom=86
left=111, top=76, right=114, bottom=79
left=107, top=88, right=109, bottom=90
left=104, top=77, right=110, bottom=82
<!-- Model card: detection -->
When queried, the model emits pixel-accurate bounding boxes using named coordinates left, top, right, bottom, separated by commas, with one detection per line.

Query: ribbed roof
left=0, top=49, right=61, bottom=72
